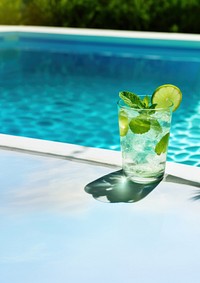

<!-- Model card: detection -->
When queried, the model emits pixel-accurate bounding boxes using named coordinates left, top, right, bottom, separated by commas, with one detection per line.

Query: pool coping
left=0, top=25, right=200, bottom=42
left=0, top=134, right=199, bottom=184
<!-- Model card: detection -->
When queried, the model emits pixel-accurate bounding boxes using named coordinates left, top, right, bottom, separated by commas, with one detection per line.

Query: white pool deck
left=0, top=27, right=200, bottom=283
left=0, top=133, right=200, bottom=283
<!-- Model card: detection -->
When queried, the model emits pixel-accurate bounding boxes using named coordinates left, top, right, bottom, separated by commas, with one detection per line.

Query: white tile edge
left=0, top=134, right=122, bottom=167
left=165, top=162, right=200, bottom=184
left=0, top=25, right=200, bottom=41
left=0, top=134, right=199, bottom=183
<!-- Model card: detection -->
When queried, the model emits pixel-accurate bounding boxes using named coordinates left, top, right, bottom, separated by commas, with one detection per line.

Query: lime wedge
left=119, top=111, right=129, bottom=137
left=151, top=84, right=182, bottom=112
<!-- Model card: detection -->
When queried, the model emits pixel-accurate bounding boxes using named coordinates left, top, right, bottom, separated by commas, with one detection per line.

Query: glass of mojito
left=118, top=84, right=182, bottom=184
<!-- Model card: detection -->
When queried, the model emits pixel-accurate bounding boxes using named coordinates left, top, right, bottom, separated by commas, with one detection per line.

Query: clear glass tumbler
left=118, top=99, right=173, bottom=184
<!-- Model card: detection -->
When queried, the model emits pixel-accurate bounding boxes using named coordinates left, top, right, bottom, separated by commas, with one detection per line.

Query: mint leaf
left=119, top=91, right=143, bottom=108
left=129, top=115, right=151, bottom=134
left=147, top=103, right=157, bottom=115
left=155, top=132, right=170, bottom=155
left=149, top=103, right=157, bottom=109
left=142, top=95, right=150, bottom=108
left=151, top=119, right=162, bottom=133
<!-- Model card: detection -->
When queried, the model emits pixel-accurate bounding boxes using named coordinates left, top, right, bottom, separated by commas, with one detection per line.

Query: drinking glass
left=118, top=99, right=173, bottom=184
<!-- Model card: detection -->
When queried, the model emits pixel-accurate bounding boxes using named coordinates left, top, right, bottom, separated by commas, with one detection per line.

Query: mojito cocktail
left=118, top=84, right=182, bottom=184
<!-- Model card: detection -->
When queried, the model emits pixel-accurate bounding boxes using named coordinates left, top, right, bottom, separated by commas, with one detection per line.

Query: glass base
left=123, top=164, right=165, bottom=184
left=124, top=170, right=164, bottom=184
left=126, top=174, right=164, bottom=184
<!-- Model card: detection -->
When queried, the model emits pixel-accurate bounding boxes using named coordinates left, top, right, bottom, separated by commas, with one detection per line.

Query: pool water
left=0, top=32, right=199, bottom=166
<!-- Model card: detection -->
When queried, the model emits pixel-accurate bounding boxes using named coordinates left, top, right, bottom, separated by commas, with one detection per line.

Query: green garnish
left=119, top=90, right=158, bottom=111
left=119, top=110, right=129, bottom=137
left=119, top=91, right=144, bottom=109
left=142, top=95, right=150, bottom=108
left=119, top=90, right=158, bottom=135
left=150, top=119, right=162, bottom=134
left=152, top=84, right=182, bottom=112
left=129, top=115, right=151, bottom=134
left=155, top=133, right=170, bottom=155
left=119, top=85, right=182, bottom=154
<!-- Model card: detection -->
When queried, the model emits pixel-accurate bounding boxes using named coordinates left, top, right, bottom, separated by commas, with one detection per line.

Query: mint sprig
left=119, top=91, right=157, bottom=111
left=119, top=91, right=144, bottom=109
left=142, top=95, right=149, bottom=108
left=119, top=90, right=159, bottom=135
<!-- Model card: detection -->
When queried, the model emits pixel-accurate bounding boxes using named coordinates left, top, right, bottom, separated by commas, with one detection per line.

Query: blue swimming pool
left=0, top=30, right=199, bottom=166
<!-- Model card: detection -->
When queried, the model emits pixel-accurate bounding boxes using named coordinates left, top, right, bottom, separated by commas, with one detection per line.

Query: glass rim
left=117, top=98, right=174, bottom=111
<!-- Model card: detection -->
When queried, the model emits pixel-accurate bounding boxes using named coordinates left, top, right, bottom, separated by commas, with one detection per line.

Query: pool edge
left=0, top=25, right=200, bottom=42
left=0, top=134, right=199, bottom=183
left=0, top=134, right=121, bottom=168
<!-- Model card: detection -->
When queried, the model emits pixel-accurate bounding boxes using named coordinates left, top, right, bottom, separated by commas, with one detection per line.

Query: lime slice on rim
left=151, top=84, right=182, bottom=112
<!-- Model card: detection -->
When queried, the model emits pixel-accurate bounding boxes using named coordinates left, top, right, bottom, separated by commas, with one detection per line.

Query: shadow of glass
left=84, top=170, right=161, bottom=203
